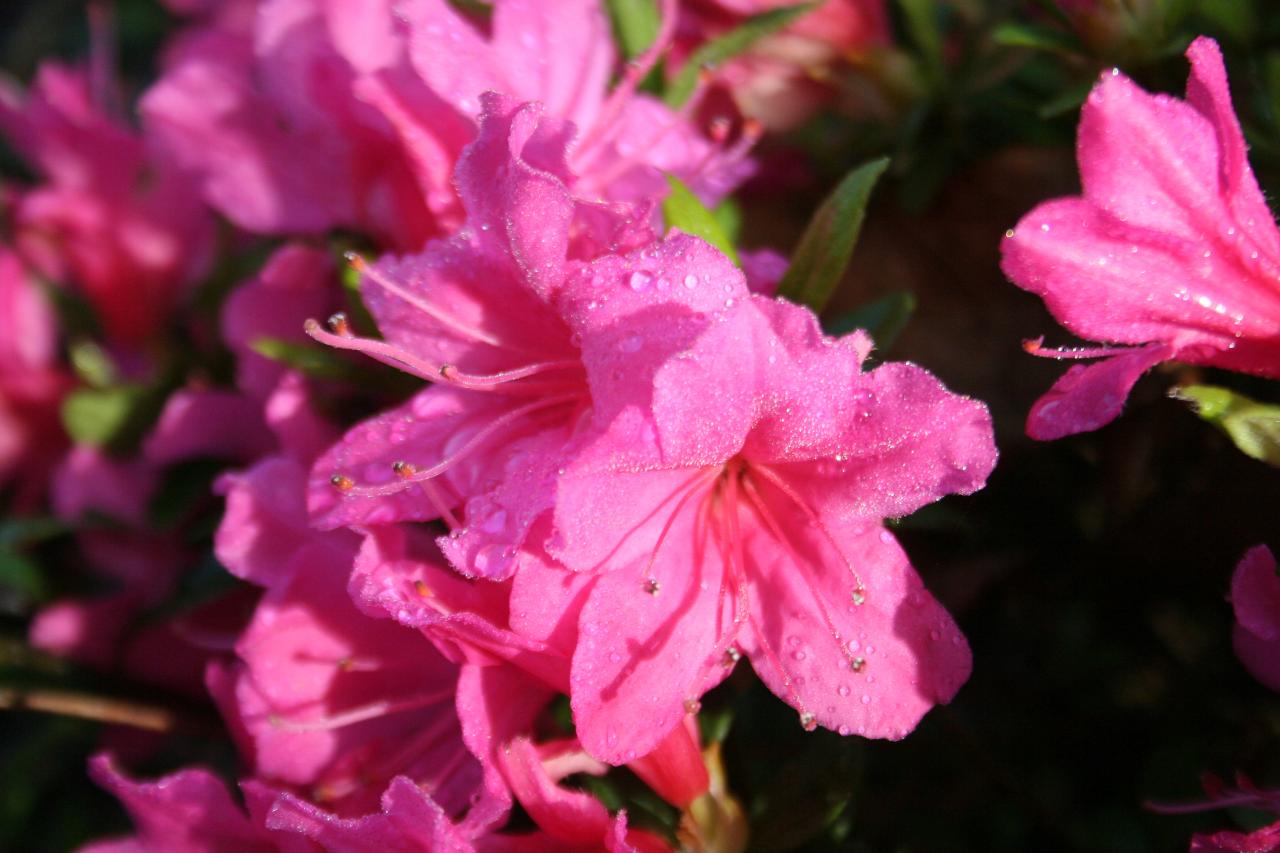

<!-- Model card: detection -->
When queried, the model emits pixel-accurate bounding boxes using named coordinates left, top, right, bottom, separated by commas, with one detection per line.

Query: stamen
left=643, top=578, right=662, bottom=595
left=268, top=688, right=453, bottom=733
left=1021, top=337, right=1141, bottom=360
left=799, top=712, right=817, bottom=732
left=330, top=474, right=354, bottom=492
left=438, top=360, right=580, bottom=388
left=346, top=253, right=507, bottom=348
left=741, top=473, right=868, bottom=675
left=573, top=0, right=678, bottom=162
left=636, top=469, right=718, bottom=591
left=722, top=647, right=741, bottom=666
left=344, top=394, right=575, bottom=498
left=748, top=464, right=867, bottom=594
left=326, top=312, right=352, bottom=337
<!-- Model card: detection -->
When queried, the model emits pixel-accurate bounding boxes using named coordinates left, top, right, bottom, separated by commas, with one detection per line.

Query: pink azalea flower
left=1190, top=821, right=1280, bottom=853
left=305, top=92, right=648, bottom=582
left=143, top=0, right=750, bottom=249
left=0, top=63, right=214, bottom=345
left=1231, top=545, right=1280, bottom=693
left=0, top=247, right=69, bottom=509
left=546, top=248, right=995, bottom=761
left=1002, top=37, right=1280, bottom=439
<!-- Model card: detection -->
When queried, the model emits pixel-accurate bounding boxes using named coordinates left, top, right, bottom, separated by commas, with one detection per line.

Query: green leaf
left=991, top=22, right=1079, bottom=54
left=776, top=157, right=889, bottom=313
left=60, top=385, right=152, bottom=448
left=896, top=0, right=943, bottom=80
left=824, top=290, right=917, bottom=351
left=1174, top=384, right=1280, bottom=466
left=0, top=550, right=47, bottom=601
left=664, top=3, right=815, bottom=107
left=0, top=517, right=69, bottom=549
left=605, top=0, right=660, bottom=58
left=252, top=337, right=364, bottom=382
left=67, top=340, right=117, bottom=388
left=662, top=175, right=740, bottom=264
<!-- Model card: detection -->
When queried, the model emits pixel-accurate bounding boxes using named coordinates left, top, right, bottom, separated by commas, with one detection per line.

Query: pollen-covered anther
left=722, top=647, right=741, bottom=666
left=851, top=657, right=866, bottom=673
left=343, top=250, right=367, bottom=272
left=413, top=579, right=432, bottom=597
left=326, top=311, right=352, bottom=337
left=392, top=460, right=417, bottom=478
left=683, top=698, right=701, bottom=715
left=329, top=474, right=354, bottom=492
left=799, top=712, right=817, bottom=732
left=851, top=587, right=867, bottom=606
left=643, top=577, right=661, bottom=596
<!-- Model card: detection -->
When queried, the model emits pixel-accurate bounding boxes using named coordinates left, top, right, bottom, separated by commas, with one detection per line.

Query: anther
left=413, top=579, right=432, bottom=597
left=343, top=250, right=367, bottom=271
left=683, top=698, right=701, bottom=715
left=330, top=474, right=354, bottom=492
left=799, top=712, right=817, bottom=732
left=851, top=657, right=866, bottom=673
left=392, top=460, right=417, bottom=478
left=326, top=312, right=352, bottom=337
left=643, top=577, right=661, bottom=596
left=722, top=647, right=741, bottom=666
left=851, top=587, right=866, bottom=606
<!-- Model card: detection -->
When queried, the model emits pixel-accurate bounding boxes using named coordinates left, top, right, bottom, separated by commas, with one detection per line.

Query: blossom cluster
left=1, top=0, right=1278, bottom=850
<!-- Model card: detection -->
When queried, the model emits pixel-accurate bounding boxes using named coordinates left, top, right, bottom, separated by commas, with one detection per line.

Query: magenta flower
left=0, top=247, right=69, bottom=509
left=546, top=250, right=995, bottom=761
left=144, top=0, right=749, bottom=250
left=1001, top=37, right=1280, bottom=439
left=1231, top=545, right=1280, bottom=693
left=0, top=63, right=214, bottom=345
left=1190, top=821, right=1280, bottom=853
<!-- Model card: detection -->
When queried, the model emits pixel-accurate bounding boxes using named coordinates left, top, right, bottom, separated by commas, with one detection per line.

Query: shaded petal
left=1232, top=545, right=1280, bottom=641
left=570, top=491, right=731, bottom=764
left=739, top=504, right=971, bottom=739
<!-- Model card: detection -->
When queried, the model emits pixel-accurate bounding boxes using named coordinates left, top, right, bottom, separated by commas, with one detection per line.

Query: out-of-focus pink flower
left=0, top=247, right=69, bottom=508
left=546, top=245, right=994, bottom=761
left=1231, top=545, right=1280, bottom=693
left=1190, top=821, right=1280, bottom=853
left=679, top=0, right=890, bottom=131
left=1002, top=37, right=1280, bottom=439
left=0, top=63, right=214, bottom=345
left=143, top=0, right=750, bottom=250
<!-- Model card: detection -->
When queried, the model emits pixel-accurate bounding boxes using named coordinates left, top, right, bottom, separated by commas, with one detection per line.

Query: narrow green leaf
left=776, top=157, right=889, bottom=313
left=605, top=0, right=661, bottom=58
left=60, top=385, right=152, bottom=448
left=1174, top=384, right=1280, bottom=466
left=252, top=337, right=362, bottom=382
left=662, top=175, right=740, bottom=265
left=895, top=0, right=943, bottom=79
left=67, top=340, right=117, bottom=388
left=712, top=198, right=743, bottom=244
left=824, top=290, right=917, bottom=351
left=991, top=22, right=1079, bottom=54
left=664, top=3, right=815, bottom=107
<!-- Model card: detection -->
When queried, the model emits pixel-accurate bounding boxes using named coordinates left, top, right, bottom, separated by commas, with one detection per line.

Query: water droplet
left=788, top=635, right=803, bottom=647
left=930, top=629, right=941, bottom=641
left=609, top=651, right=622, bottom=663
left=683, top=274, right=698, bottom=289
left=837, top=684, right=851, bottom=697
left=860, top=694, right=871, bottom=705
left=474, top=545, right=514, bottom=576
left=791, top=650, right=807, bottom=662
left=628, top=270, right=653, bottom=291
left=619, top=334, right=642, bottom=354
left=850, top=588, right=866, bottom=606
left=837, top=725, right=851, bottom=736
left=1040, top=223, right=1051, bottom=232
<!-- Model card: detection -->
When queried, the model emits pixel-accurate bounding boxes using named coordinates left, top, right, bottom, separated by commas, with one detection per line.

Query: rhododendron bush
left=1, top=1, right=1278, bottom=850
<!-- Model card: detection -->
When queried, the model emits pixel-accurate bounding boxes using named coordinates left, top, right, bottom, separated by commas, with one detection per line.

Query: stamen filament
left=270, top=688, right=453, bottom=733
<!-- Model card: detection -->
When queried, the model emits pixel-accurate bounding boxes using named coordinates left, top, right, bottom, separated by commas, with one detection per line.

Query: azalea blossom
left=144, top=0, right=750, bottom=250
left=1001, top=37, right=1280, bottom=439
left=0, top=62, right=214, bottom=346
left=543, top=241, right=995, bottom=761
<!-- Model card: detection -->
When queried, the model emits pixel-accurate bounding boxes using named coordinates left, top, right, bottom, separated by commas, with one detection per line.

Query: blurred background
left=2, top=1, right=1280, bottom=850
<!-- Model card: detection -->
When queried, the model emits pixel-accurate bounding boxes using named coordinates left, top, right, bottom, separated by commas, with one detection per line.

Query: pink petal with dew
left=1026, top=343, right=1172, bottom=440
left=570, top=485, right=731, bottom=764
left=87, top=755, right=274, bottom=852
left=740, top=510, right=971, bottom=739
